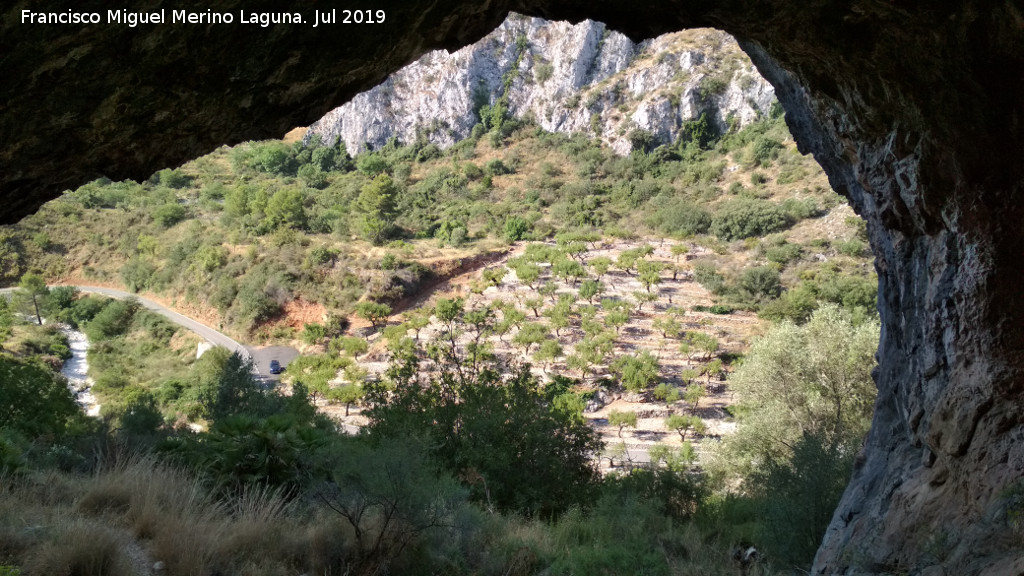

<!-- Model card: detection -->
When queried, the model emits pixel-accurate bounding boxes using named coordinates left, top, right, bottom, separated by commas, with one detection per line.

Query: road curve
left=2, top=284, right=249, bottom=357
left=2, top=285, right=302, bottom=381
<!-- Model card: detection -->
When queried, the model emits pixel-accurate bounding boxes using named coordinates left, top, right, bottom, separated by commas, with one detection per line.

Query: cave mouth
left=3, top=2, right=1023, bottom=573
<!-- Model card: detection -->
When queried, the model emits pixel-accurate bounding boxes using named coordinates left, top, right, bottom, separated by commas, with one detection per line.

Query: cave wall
left=3, top=1, right=1024, bottom=573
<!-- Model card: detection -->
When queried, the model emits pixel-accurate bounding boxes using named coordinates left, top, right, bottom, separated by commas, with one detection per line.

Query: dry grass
left=22, top=520, right=134, bottom=576
left=0, top=458, right=327, bottom=576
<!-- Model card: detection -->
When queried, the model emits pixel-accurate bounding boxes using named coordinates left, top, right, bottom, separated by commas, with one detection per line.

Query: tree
left=356, top=301, right=391, bottom=330
left=402, top=309, right=431, bottom=342
left=614, top=351, right=660, bottom=393
left=204, top=351, right=264, bottom=422
left=357, top=174, right=399, bottom=244
left=328, top=383, right=364, bottom=416
left=632, top=290, right=658, bottom=313
left=665, top=413, right=705, bottom=441
left=0, top=356, right=79, bottom=439
left=589, top=256, right=612, bottom=280
left=543, top=300, right=572, bottom=337
left=365, top=361, right=603, bottom=516
left=513, top=322, right=548, bottom=356
left=18, top=273, right=48, bottom=325
left=670, top=244, right=689, bottom=276
left=553, top=258, right=586, bottom=285
left=638, top=260, right=664, bottom=293
left=539, top=281, right=559, bottom=304
left=653, top=315, right=682, bottom=339
left=687, top=331, right=719, bottom=361
left=322, top=437, right=467, bottom=564
left=265, top=187, right=307, bottom=230
left=608, top=409, right=638, bottom=438
left=721, top=305, right=879, bottom=469
left=683, top=382, right=705, bottom=414
left=533, top=338, right=563, bottom=371
left=606, top=308, right=630, bottom=335
left=0, top=298, right=13, bottom=349
left=579, top=279, right=604, bottom=304
left=511, top=261, right=541, bottom=290
left=523, top=296, right=544, bottom=318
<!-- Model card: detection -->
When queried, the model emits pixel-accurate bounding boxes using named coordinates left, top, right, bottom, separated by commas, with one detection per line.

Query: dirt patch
left=279, top=298, right=327, bottom=329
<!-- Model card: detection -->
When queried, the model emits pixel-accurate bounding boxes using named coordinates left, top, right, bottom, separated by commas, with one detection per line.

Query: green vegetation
left=0, top=67, right=880, bottom=573
left=706, top=305, right=879, bottom=567
left=1, top=107, right=869, bottom=341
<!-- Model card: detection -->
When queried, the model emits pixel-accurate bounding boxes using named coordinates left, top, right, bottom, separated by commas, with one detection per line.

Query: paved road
left=1, top=285, right=299, bottom=379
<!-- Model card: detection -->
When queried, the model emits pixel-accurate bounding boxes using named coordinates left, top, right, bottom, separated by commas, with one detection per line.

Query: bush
left=750, top=136, right=782, bottom=167
left=504, top=216, right=531, bottom=242
left=484, top=158, right=513, bottom=176
left=249, top=141, right=297, bottom=175
left=739, top=266, right=781, bottom=299
left=710, top=199, right=793, bottom=241
left=782, top=197, right=820, bottom=221
left=121, top=258, right=156, bottom=292
left=692, top=261, right=725, bottom=293
left=156, top=168, right=191, bottom=189
left=645, top=198, right=712, bottom=236
left=152, top=203, right=187, bottom=228
left=86, top=298, right=139, bottom=340
left=835, top=238, right=867, bottom=257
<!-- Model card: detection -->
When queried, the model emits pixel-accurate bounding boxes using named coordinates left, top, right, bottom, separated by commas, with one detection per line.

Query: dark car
left=269, top=360, right=282, bottom=374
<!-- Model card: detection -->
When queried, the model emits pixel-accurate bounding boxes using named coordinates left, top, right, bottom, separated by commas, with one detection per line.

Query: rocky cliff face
left=305, top=14, right=774, bottom=155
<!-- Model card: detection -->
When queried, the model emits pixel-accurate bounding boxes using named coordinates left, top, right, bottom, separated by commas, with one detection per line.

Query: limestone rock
left=305, top=15, right=774, bottom=155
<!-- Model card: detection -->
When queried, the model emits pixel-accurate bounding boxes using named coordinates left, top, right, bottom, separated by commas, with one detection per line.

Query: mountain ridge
left=306, top=14, right=775, bottom=155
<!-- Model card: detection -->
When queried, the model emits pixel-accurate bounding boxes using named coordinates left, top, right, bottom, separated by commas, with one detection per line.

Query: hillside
left=0, top=19, right=882, bottom=575
left=1, top=108, right=873, bottom=341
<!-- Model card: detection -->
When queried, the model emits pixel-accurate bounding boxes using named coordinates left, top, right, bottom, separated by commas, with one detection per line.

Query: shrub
left=739, top=266, right=781, bottom=299
left=692, top=261, right=725, bottom=293
left=156, top=168, right=191, bottom=189
left=249, top=141, right=297, bottom=175
left=484, top=158, right=513, bottom=176
left=534, top=61, right=554, bottom=83
left=298, top=164, right=328, bottom=189
left=645, top=198, right=712, bottom=236
left=835, top=239, right=867, bottom=257
left=504, top=216, right=531, bottom=242
left=751, top=136, right=783, bottom=167
left=86, top=298, right=140, bottom=340
left=710, top=199, right=793, bottom=240
left=782, top=197, right=820, bottom=221
left=764, top=242, right=802, bottom=264
left=152, top=203, right=187, bottom=228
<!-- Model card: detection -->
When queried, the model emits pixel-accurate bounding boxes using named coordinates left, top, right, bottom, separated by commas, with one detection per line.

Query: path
left=1, top=285, right=299, bottom=380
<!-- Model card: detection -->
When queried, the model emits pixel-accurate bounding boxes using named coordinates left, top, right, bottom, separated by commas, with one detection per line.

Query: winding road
left=0, top=285, right=299, bottom=379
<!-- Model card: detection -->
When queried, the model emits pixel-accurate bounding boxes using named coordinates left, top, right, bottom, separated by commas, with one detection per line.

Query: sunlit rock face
left=305, top=14, right=773, bottom=155
left=2, top=1, right=1023, bottom=573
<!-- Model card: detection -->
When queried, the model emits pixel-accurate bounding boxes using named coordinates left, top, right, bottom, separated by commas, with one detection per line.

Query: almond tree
left=608, top=409, right=638, bottom=438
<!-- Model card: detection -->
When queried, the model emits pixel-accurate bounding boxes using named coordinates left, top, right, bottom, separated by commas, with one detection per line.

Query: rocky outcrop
left=306, top=14, right=773, bottom=155
left=3, top=1, right=1024, bottom=573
